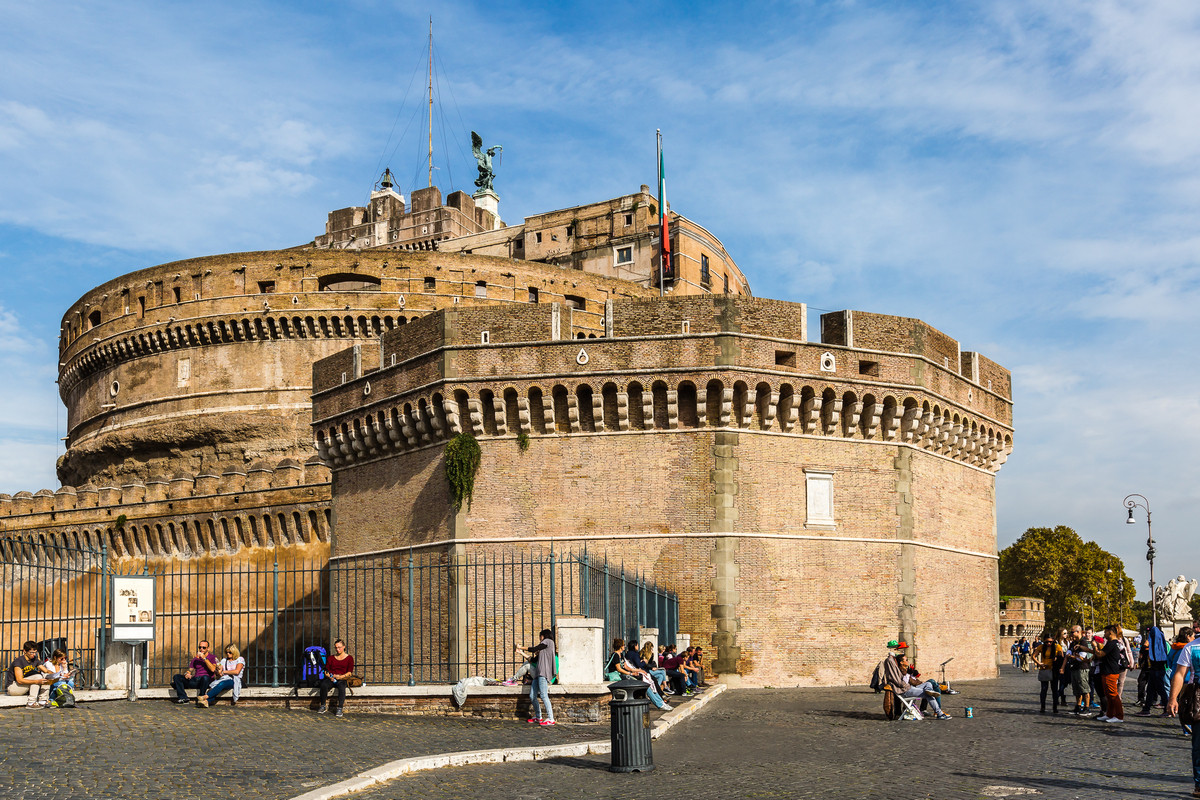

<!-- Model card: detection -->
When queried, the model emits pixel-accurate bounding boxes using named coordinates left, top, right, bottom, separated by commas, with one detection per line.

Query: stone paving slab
left=347, top=670, right=1197, bottom=800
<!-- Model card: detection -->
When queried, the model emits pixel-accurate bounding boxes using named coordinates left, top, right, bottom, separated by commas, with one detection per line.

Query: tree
left=999, top=525, right=1138, bottom=631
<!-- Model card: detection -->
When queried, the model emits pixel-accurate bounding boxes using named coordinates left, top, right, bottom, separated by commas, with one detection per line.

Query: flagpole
left=657, top=129, right=664, bottom=298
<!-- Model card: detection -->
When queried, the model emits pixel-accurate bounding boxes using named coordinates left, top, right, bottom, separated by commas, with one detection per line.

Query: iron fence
left=1, top=539, right=677, bottom=688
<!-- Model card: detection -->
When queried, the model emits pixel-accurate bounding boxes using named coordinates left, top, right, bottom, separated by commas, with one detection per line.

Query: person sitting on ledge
left=6, top=641, right=50, bottom=708
left=199, top=643, right=245, bottom=708
left=171, top=640, right=218, bottom=705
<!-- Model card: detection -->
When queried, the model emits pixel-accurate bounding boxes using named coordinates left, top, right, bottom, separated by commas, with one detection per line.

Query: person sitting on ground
left=6, top=641, right=50, bottom=708
left=317, top=638, right=356, bottom=718
left=171, top=640, right=219, bottom=705
left=897, top=653, right=951, bottom=719
left=199, top=644, right=245, bottom=708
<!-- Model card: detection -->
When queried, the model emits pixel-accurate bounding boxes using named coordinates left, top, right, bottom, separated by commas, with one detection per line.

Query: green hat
left=887, top=640, right=899, bottom=648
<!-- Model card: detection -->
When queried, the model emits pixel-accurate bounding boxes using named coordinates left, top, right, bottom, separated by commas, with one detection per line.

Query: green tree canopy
left=999, top=525, right=1137, bottom=631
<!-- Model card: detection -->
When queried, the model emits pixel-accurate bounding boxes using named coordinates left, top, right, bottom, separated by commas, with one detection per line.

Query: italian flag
left=658, top=134, right=672, bottom=282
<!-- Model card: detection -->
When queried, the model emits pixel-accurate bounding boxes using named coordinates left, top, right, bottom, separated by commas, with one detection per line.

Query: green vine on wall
left=517, top=431, right=530, bottom=453
left=445, top=434, right=482, bottom=512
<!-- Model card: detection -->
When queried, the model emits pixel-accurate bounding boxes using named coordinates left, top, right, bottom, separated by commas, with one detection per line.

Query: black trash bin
left=608, top=678, right=654, bottom=773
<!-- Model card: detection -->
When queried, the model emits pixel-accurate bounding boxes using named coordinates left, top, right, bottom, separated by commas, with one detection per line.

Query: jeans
left=507, top=662, right=532, bottom=683
left=1054, top=671, right=1069, bottom=705
left=644, top=679, right=667, bottom=709
left=206, top=677, right=238, bottom=703
left=529, top=673, right=553, bottom=721
left=1193, top=721, right=1200, bottom=789
left=318, top=677, right=347, bottom=709
left=171, top=673, right=213, bottom=701
left=903, top=681, right=941, bottom=715
left=665, top=669, right=687, bottom=695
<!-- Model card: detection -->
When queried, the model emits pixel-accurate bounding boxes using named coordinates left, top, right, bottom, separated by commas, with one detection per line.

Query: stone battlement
left=311, top=296, right=1013, bottom=476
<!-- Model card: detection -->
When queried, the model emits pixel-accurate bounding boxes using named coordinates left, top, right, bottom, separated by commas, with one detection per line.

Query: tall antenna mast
left=427, top=17, right=434, bottom=188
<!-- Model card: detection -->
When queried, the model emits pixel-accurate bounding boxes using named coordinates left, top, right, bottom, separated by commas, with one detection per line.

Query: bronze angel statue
left=471, top=131, right=502, bottom=193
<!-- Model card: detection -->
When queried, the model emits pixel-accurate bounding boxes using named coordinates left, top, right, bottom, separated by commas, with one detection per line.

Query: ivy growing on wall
left=445, top=433, right=482, bottom=512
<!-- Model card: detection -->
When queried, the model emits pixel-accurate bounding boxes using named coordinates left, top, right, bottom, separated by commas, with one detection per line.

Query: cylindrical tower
left=57, top=248, right=651, bottom=486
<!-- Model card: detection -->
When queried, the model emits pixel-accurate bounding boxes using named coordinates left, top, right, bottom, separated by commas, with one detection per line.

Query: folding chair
left=893, top=690, right=924, bottom=721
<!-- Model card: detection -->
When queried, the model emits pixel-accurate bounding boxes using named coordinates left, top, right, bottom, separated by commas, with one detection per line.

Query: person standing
left=1019, top=638, right=1032, bottom=672
left=1166, top=627, right=1200, bottom=798
left=519, top=629, right=556, bottom=726
left=1034, top=634, right=1062, bottom=713
left=1065, top=626, right=1095, bottom=715
left=317, top=638, right=355, bottom=718
left=1096, top=625, right=1125, bottom=723
left=170, top=640, right=218, bottom=705
left=1138, top=624, right=1172, bottom=716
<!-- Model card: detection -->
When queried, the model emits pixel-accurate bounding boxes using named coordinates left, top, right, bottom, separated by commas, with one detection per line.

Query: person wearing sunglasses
left=171, top=640, right=218, bottom=705
left=198, top=644, right=245, bottom=708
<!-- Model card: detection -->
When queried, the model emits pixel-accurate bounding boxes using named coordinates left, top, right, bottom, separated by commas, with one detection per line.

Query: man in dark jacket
left=1137, top=625, right=1172, bottom=716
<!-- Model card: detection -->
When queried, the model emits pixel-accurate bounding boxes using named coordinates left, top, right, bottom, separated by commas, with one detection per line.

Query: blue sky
left=2, top=0, right=1198, bottom=602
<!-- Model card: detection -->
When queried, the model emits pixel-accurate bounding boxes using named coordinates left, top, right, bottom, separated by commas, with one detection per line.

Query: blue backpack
left=296, top=646, right=326, bottom=690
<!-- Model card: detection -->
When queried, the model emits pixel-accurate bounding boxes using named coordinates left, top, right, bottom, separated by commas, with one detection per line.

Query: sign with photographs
left=112, top=575, right=156, bottom=642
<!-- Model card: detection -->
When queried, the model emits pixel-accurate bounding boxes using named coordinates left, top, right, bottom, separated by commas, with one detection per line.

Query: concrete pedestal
left=472, top=190, right=501, bottom=229
left=555, top=617, right=604, bottom=685
left=103, top=640, right=143, bottom=692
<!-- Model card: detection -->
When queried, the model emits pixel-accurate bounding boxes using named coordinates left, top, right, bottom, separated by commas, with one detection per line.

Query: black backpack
left=48, top=683, right=75, bottom=709
left=294, top=646, right=326, bottom=691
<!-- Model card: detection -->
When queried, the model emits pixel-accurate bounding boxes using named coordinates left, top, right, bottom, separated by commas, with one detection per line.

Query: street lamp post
left=1124, top=493, right=1156, bottom=630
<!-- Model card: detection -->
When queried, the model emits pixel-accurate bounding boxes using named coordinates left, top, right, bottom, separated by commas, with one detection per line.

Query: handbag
left=1037, top=669, right=1051, bottom=682
left=1180, top=683, right=1200, bottom=726
left=346, top=674, right=364, bottom=688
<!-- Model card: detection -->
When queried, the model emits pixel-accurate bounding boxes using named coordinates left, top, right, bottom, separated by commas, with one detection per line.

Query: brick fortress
left=0, top=178, right=1012, bottom=686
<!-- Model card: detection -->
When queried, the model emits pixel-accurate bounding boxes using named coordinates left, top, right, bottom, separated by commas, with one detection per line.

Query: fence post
left=448, top=544, right=468, bottom=682
left=581, top=551, right=590, bottom=618
left=603, top=562, right=610, bottom=645
left=97, top=539, right=108, bottom=689
left=633, top=570, right=641, bottom=646
left=272, top=556, right=280, bottom=687
left=549, top=541, right=557, bottom=627
left=407, top=549, right=416, bottom=686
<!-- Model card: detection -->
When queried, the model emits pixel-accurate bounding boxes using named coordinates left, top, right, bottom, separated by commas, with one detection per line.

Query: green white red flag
left=658, top=131, right=672, bottom=285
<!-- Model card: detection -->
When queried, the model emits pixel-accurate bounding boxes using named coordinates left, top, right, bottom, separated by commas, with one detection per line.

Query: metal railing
left=2, top=540, right=677, bottom=688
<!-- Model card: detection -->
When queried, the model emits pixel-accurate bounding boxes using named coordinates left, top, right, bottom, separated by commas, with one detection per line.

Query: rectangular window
left=475, top=280, right=487, bottom=298
left=615, top=246, right=633, bottom=265
left=624, top=214, right=633, bottom=226
left=535, top=232, right=542, bottom=243
left=172, top=286, right=182, bottom=304
left=566, top=224, right=574, bottom=238
left=528, top=287, right=539, bottom=303
left=775, top=350, right=796, bottom=367
left=701, top=254, right=710, bottom=285
left=564, top=294, right=585, bottom=310
left=859, top=360, right=880, bottom=377
left=805, top=471, right=835, bottom=526
left=723, top=273, right=730, bottom=294
left=137, top=296, right=145, bottom=319
left=258, top=281, right=276, bottom=294
left=424, top=276, right=436, bottom=292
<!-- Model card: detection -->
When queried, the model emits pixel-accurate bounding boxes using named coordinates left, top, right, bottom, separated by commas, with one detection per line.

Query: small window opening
left=775, top=350, right=796, bottom=367
left=566, top=224, right=575, bottom=237
left=137, top=297, right=146, bottom=319
left=528, top=287, right=539, bottom=303
left=481, top=331, right=490, bottom=344
left=723, top=274, right=730, bottom=294
left=424, top=276, right=436, bottom=292
left=616, top=246, right=633, bottom=265
left=87, top=310, right=101, bottom=329
left=258, top=281, right=276, bottom=294
left=859, top=360, right=880, bottom=377
left=475, top=280, right=487, bottom=298
left=535, top=232, right=542, bottom=243
left=564, top=295, right=585, bottom=310
left=624, top=214, right=633, bottom=226
left=701, top=254, right=711, bottom=285
left=172, top=286, right=182, bottom=304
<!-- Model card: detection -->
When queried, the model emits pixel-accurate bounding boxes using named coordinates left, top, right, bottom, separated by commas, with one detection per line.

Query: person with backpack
left=317, top=638, right=355, bottom=718
left=518, top=629, right=556, bottom=726
left=1166, top=627, right=1200, bottom=796
left=6, top=641, right=51, bottom=708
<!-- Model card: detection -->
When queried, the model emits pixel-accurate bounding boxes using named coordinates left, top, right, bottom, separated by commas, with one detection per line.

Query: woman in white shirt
left=198, top=644, right=245, bottom=708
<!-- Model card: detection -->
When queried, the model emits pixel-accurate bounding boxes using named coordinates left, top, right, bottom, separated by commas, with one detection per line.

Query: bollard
left=608, top=678, right=655, bottom=773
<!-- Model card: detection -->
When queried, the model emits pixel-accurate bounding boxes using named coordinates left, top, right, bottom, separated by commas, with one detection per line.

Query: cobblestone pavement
left=5, top=673, right=1194, bottom=800
left=0, top=699, right=607, bottom=799
left=354, top=670, right=1196, bottom=800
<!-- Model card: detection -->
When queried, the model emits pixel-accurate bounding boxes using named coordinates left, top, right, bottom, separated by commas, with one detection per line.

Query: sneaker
left=317, top=703, right=328, bottom=714
left=660, top=703, right=672, bottom=711
left=1135, top=710, right=1153, bottom=717
left=539, top=718, right=555, bottom=725
left=937, top=712, right=952, bottom=720
left=174, top=697, right=190, bottom=704
left=1078, top=713, right=1096, bottom=719
left=1096, top=715, right=1110, bottom=722
left=24, top=702, right=38, bottom=708
left=527, top=717, right=541, bottom=723
left=335, top=708, right=344, bottom=718
left=502, top=680, right=516, bottom=686
left=1105, top=717, right=1123, bottom=724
